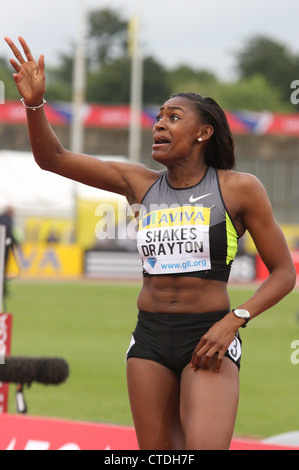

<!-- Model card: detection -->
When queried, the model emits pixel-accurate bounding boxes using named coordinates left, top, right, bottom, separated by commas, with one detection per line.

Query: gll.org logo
left=0, top=80, right=4, bottom=104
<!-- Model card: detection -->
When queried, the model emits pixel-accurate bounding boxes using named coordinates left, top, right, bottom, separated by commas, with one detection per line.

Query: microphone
left=0, top=356, right=69, bottom=385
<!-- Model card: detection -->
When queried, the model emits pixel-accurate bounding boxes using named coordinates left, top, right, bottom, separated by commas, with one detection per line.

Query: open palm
left=4, top=36, right=46, bottom=106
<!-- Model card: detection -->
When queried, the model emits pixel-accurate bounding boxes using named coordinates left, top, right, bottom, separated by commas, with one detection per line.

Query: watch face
left=234, top=309, right=250, bottom=319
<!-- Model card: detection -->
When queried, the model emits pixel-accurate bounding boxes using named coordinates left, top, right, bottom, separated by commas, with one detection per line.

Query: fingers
left=4, top=36, right=26, bottom=64
left=4, top=36, right=35, bottom=64
left=191, top=346, right=223, bottom=373
left=9, top=59, right=21, bottom=72
left=191, top=334, right=225, bottom=373
left=213, top=355, right=223, bottom=373
left=38, top=54, right=45, bottom=74
left=18, top=36, right=35, bottom=62
left=191, top=352, right=223, bottom=373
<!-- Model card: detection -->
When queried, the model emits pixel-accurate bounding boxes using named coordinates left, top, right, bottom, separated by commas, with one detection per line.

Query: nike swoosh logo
left=189, top=193, right=213, bottom=203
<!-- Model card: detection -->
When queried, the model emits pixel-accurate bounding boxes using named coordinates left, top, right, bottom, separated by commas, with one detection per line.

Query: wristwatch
left=232, top=309, right=250, bottom=328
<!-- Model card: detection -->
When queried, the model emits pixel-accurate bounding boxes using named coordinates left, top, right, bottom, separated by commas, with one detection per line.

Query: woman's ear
left=200, top=124, right=214, bottom=141
left=198, top=124, right=214, bottom=142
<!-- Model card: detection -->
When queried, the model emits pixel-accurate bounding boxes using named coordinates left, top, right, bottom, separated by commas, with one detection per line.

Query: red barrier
left=0, top=414, right=138, bottom=450
left=0, top=313, right=13, bottom=414
left=0, top=414, right=298, bottom=450
left=3, top=101, right=299, bottom=135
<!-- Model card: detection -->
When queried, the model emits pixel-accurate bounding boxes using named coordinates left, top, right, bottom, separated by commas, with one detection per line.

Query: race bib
left=137, top=205, right=211, bottom=275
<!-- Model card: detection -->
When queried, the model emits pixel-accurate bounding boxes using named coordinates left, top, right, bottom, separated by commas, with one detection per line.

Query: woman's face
left=152, top=96, right=204, bottom=166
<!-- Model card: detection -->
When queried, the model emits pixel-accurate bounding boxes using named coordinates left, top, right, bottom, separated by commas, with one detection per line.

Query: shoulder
left=117, top=161, right=163, bottom=203
left=218, top=169, right=262, bottom=189
left=217, top=169, right=273, bottom=235
left=218, top=169, right=268, bottom=205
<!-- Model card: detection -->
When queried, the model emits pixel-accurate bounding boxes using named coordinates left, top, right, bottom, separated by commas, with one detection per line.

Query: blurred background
left=1, top=0, right=299, bottom=280
left=0, top=0, right=299, bottom=447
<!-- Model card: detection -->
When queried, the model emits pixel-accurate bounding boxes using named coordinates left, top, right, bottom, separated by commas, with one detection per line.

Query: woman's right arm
left=4, top=36, right=158, bottom=204
left=24, top=104, right=154, bottom=203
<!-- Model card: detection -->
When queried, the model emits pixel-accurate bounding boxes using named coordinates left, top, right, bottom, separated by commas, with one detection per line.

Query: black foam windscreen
left=0, top=357, right=69, bottom=385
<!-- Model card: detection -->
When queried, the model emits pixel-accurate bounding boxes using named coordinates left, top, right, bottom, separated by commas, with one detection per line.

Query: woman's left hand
left=190, top=313, right=240, bottom=373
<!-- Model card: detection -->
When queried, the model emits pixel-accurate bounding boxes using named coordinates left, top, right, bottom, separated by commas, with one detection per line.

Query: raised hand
left=4, top=36, right=46, bottom=107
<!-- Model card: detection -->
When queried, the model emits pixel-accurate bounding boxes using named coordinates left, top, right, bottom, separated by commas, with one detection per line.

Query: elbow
left=32, top=150, right=52, bottom=171
left=35, top=157, right=49, bottom=171
left=281, top=262, right=297, bottom=295
left=268, top=261, right=297, bottom=296
left=33, top=148, right=64, bottom=172
left=289, top=264, right=297, bottom=292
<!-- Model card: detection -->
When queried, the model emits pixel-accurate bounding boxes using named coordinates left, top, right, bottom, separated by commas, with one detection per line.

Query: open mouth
left=153, top=136, right=171, bottom=145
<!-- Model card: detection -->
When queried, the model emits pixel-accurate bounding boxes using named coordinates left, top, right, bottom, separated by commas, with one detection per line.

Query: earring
left=198, top=137, right=203, bottom=142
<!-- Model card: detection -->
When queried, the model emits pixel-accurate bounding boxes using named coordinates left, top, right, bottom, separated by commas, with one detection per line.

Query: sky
left=1, top=0, right=299, bottom=81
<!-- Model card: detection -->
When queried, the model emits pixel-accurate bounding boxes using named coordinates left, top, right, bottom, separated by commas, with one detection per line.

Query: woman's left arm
left=191, top=173, right=296, bottom=373
left=232, top=173, right=296, bottom=318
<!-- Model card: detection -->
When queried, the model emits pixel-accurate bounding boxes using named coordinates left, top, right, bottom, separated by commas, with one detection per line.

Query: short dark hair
left=171, top=92, right=235, bottom=170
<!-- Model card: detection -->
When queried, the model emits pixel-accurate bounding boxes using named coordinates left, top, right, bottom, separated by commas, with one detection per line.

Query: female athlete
left=5, top=36, right=296, bottom=450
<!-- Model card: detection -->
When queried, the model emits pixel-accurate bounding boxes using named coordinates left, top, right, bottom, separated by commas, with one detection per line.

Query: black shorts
left=126, top=310, right=242, bottom=378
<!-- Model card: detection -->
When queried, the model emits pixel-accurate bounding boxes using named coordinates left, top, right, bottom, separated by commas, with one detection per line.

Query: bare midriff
left=137, top=276, right=230, bottom=314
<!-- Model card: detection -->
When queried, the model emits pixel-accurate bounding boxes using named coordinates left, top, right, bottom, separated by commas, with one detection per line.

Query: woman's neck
left=166, top=160, right=208, bottom=189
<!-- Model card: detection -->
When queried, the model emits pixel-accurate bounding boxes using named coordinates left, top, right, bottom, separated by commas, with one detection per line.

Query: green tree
left=88, top=7, right=128, bottom=67
left=87, top=56, right=171, bottom=104
left=0, top=58, right=21, bottom=100
left=214, top=75, right=291, bottom=112
left=87, top=57, right=131, bottom=103
left=44, top=7, right=171, bottom=104
left=167, top=70, right=292, bottom=112
left=45, top=52, right=74, bottom=102
left=168, top=65, right=217, bottom=94
left=143, top=57, right=171, bottom=104
left=236, top=35, right=299, bottom=102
